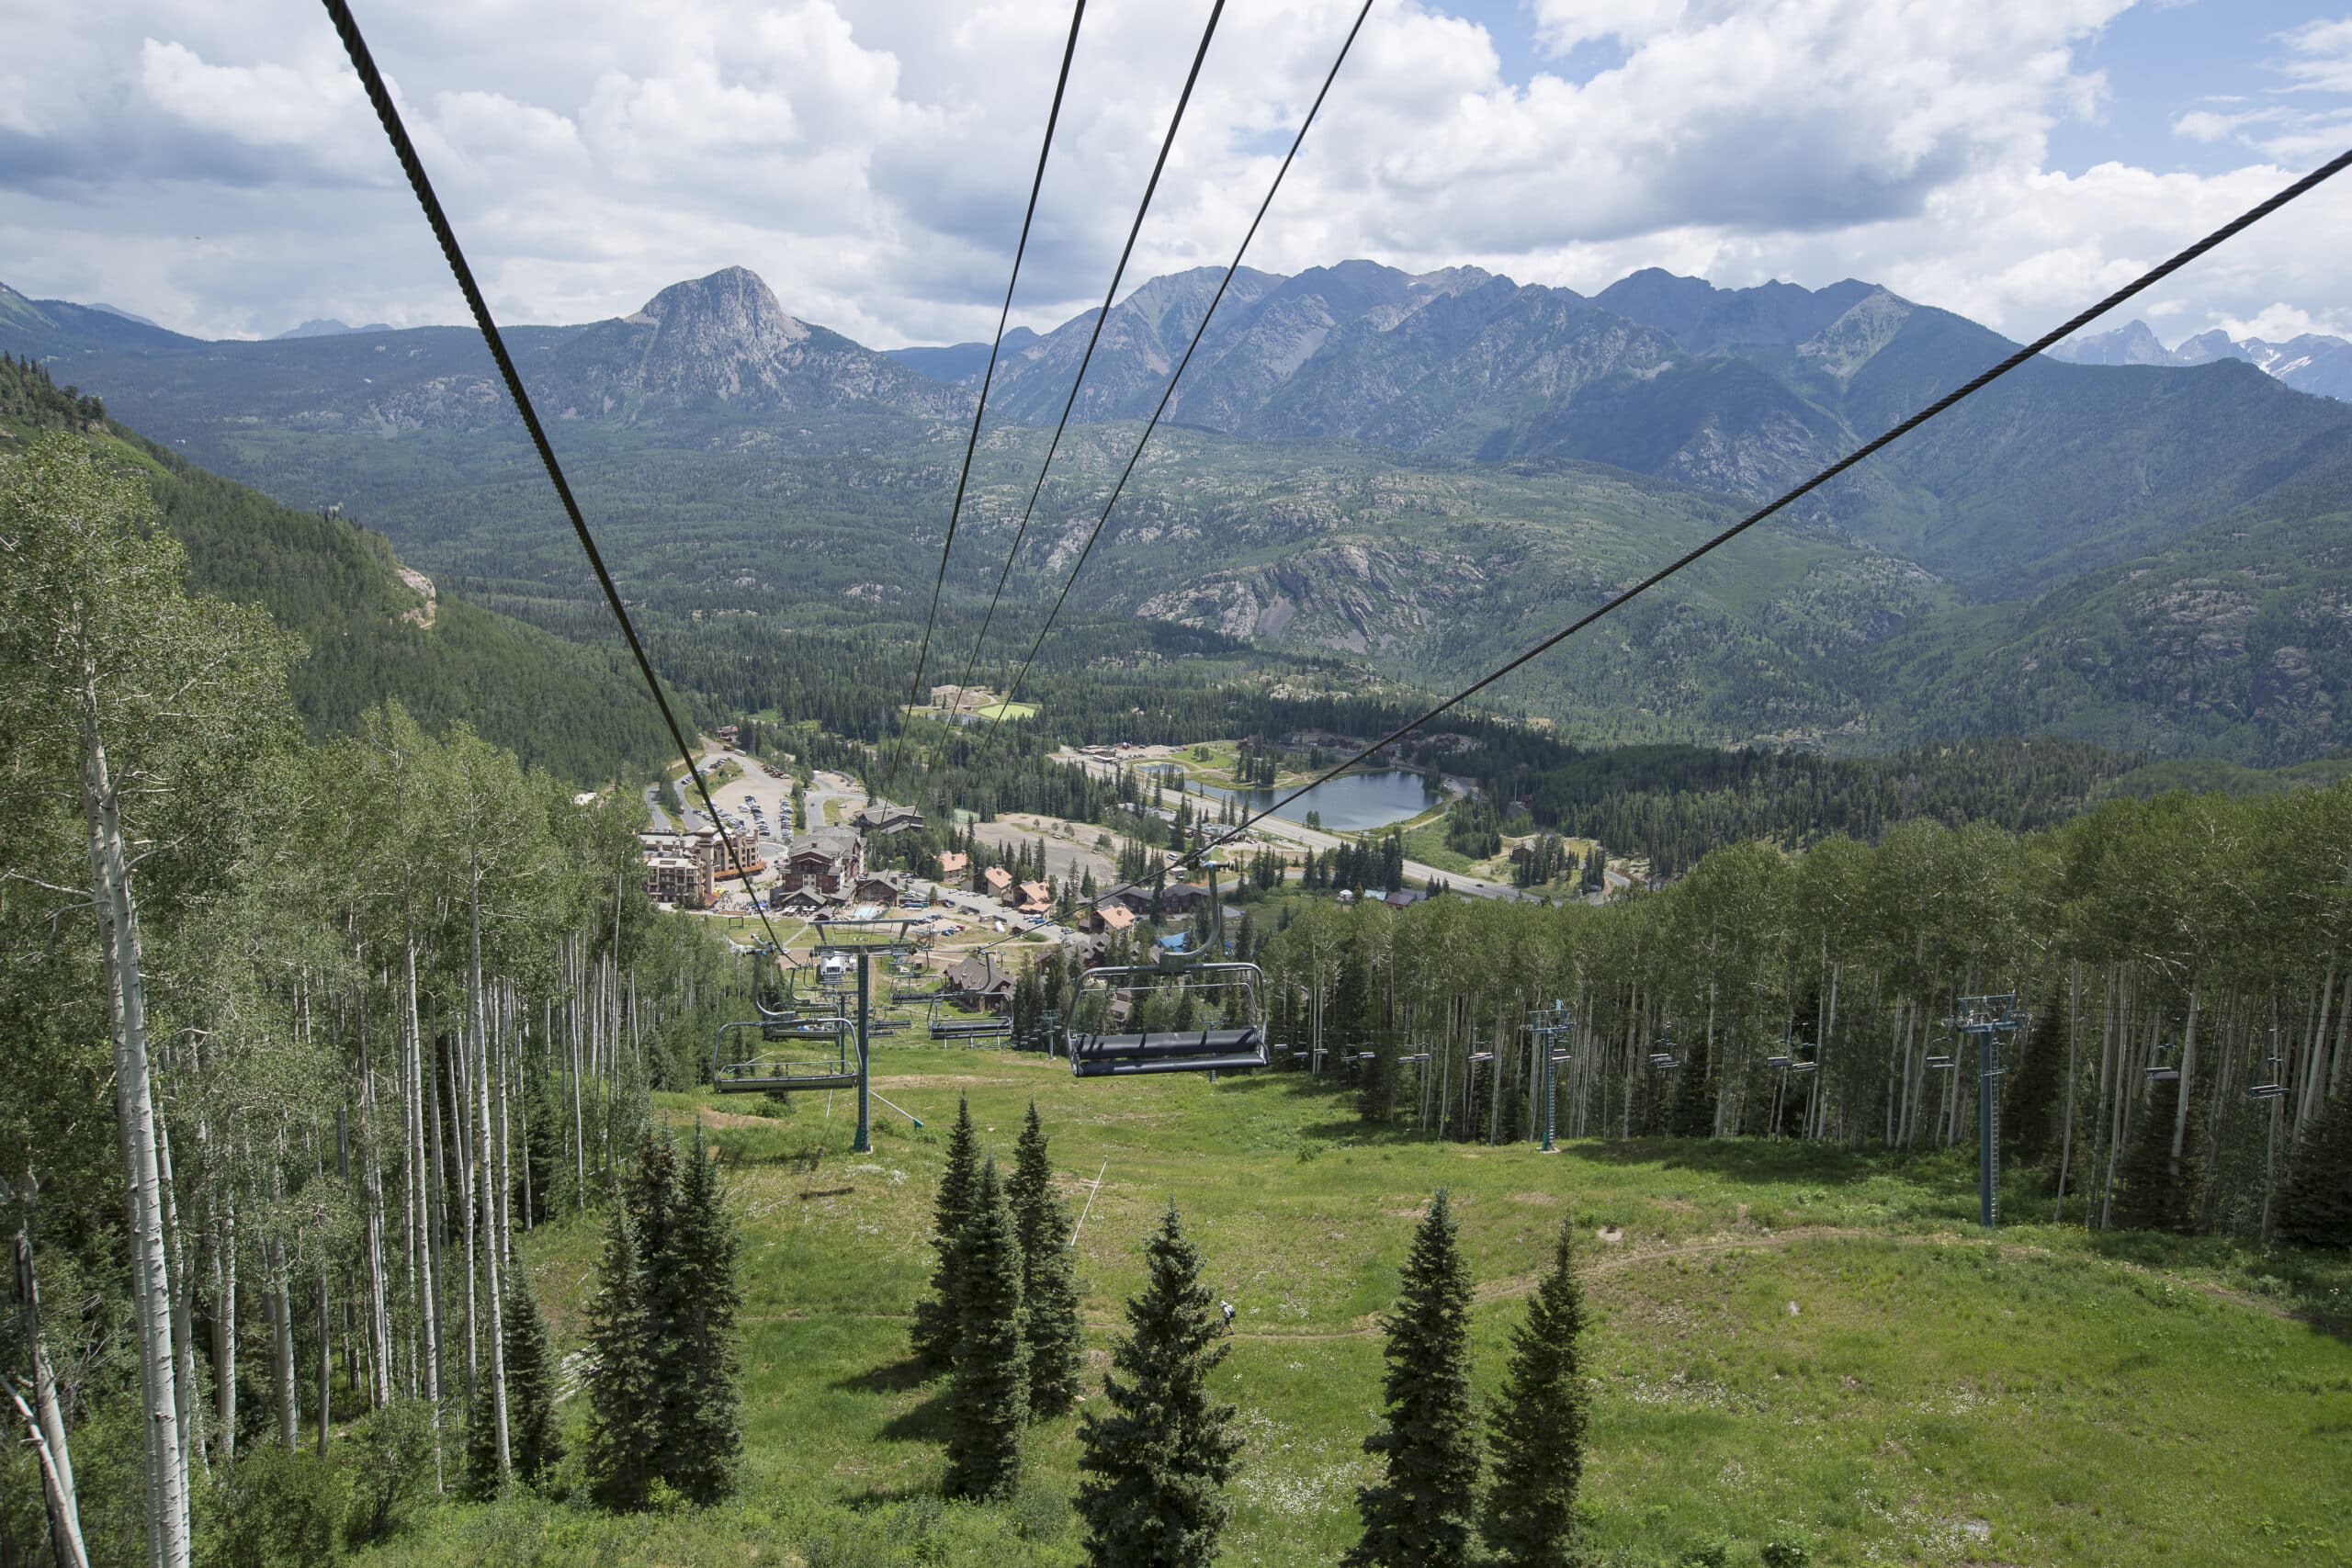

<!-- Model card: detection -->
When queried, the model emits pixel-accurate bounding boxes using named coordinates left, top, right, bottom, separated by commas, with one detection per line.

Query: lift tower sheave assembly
left=1957, top=993, right=2022, bottom=1229
left=715, top=922, right=921, bottom=1154
left=816, top=918, right=921, bottom=1154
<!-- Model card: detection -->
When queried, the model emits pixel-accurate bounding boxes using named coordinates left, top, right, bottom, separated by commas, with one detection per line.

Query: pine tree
left=502, top=1254, right=565, bottom=1489
left=2278, top=1089, right=2352, bottom=1249
left=2003, top=1004, right=2067, bottom=1168
left=1075, top=1202, right=1241, bottom=1568
left=1007, top=1102, right=1087, bottom=1416
left=662, top=1126, right=742, bottom=1504
left=943, top=1158, right=1028, bottom=1500
left=1348, top=1190, right=1480, bottom=1568
left=582, top=1198, right=662, bottom=1509
left=2113, top=1077, right=2200, bottom=1233
left=1483, top=1213, right=1589, bottom=1568
left=465, top=1254, right=567, bottom=1497
left=913, top=1093, right=981, bottom=1369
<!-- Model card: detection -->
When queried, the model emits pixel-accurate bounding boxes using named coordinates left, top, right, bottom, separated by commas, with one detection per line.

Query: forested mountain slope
left=10, top=265, right=2352, bottom=763
left=0, top=353, right=672, bottom=782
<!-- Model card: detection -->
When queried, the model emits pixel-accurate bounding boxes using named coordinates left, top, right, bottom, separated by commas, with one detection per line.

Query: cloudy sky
left=3, top=0, right=2348, bottom=349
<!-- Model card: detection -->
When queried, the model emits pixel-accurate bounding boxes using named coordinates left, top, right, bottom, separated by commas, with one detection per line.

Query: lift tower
left=1957, top=993, right=2021, bottom=1228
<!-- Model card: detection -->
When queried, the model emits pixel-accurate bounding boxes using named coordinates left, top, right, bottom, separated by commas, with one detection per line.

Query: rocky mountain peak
left=626, top=266, right=809, bottom=349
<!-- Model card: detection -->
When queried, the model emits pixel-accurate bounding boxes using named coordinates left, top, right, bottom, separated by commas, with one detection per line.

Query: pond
left=1182, top=769, right=1438, bottom=833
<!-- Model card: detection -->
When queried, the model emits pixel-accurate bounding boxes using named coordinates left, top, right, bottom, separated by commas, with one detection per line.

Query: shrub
left=199, top=1446, right=350, bottom=1568
left=344, top=1397, right=438, bottom=1545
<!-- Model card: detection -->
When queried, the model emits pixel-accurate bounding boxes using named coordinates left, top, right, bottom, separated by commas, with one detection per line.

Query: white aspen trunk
left=359, top=1024, right=392, bottom=1408
left=2054, top=961, right=2084, bottom=1222
left=316, top=1266, right=331, bottom=1455
left=469, top=866, right=512, bottom=1483
left=74, top=704, right=189, bottom=1568
left=269, top=1237, right=297, bottom=1451
left=2171, top=976, right=2201, bottom=1177
left=15, top=1227, right=90, bottom=1568
left=209, top=1184, right=235, bottom=1467
left=152, top=1106, right=197, bottom=1484
left=1815, top=961, right=1841, bottom=1142
left=444, top=1032, right=475, bottom=1412
left=570, top=937, right=586, bottom=1199
left=404, top=940, right=444, bottom=1484
left=2330, top=968, right=2351, bottom=1100
left=2099, top=970, right=2129, bottom=1230
left=2299, top=964, right=2334, bottom=1134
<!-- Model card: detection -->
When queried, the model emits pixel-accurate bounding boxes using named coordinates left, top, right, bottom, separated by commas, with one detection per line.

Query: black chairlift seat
left=1649, top=1051, right=1681, bottom=1069
left=2248, top=1080, right=2289, bottom=1100
left=712, top=1019, right=857, bottom=1094
left=1070, top=1024, right=1266, bottom=1077
left=932, top=1015, right=1013, bottom=1040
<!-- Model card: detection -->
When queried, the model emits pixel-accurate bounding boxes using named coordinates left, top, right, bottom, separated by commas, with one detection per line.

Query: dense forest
left=0, top=357, right=677, bottom=784
left=0, top=434, right=748, bottom=1565
left=1214, top=792, right=2352, bottom=1247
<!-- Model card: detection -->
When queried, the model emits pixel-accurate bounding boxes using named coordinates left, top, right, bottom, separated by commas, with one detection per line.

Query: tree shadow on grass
left=875, top=1388, right=954, bottom=1444
left=1566, top=1134, right=1900, bottom=1188
left=833, top=1354, right=933, bottom=1396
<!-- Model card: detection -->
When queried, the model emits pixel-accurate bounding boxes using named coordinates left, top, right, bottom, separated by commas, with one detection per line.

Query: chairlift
left=1648, top=1039, right=1682, bottom=1070
left=2144, top=1041, right=2181, bottom=1083
left=1068, top=952, right=1266, bottom=1078
left=712, top=1013, right=857, bottom=1093
left=929, top=989, right=1013, bottom=1041
left=2248, top=1050, right=2289, bottom=1101
left=1923, top=1032, right=1957, bottom=1071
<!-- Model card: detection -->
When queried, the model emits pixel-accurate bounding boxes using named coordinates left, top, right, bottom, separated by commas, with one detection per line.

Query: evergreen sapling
left=1075, top=1201, right=1241, bottom=1568
left=943, top=1157, right=1028, bottom=1500
left=1483, top=1212, right=1589, bottom=1568
left=913, top=1094, right=980, bottom=1369
left=1347, top=1189, right=1479, bottom=1568
left=663, top=1125, right=742, bottom=1504
left=582, top=1196, right=661, bottom=1509
left=1007, top=1101, right=1086, bottom=1416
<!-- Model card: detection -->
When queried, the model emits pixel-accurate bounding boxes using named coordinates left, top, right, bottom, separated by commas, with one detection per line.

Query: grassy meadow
left=362, top=1047, right=2352, bottom=1568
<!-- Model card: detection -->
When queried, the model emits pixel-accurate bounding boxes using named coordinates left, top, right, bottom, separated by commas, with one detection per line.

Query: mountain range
left=5, top=261, right=2348, bottom=764
left=2050, top=318, right=2352, bottom=401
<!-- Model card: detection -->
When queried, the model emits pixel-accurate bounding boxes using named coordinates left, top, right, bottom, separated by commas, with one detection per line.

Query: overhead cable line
left=979, top=142, right=2352, bottom=947
left=934, top=0, right=1230, bottom=749
left=975, top=0, right=1374, bottom=760
left=322, top=0, right=789, bottom=953
left=879, top=0, right=1089, bottom=801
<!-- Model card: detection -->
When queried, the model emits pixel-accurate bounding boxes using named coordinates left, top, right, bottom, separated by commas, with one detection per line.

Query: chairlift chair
left=1923, top=1032, right=1958, bottom=1071
left=2145, top=1041, right=2182, bottom=1083
left=2248, top=1051, right=2289, bottom=1100
left=712, top=1013, right=858, bottom=1093
left=1648, top=1040, right=1682, bottom=1070
left=1068, top=953, right=1266, bottom=1078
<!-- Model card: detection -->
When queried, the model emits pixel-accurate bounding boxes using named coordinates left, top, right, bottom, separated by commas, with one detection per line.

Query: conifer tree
left=2278, top=1089, right=2352, bottom=1249
left=1007, top=1102, right=1087, bottom=1416
left=944, top=1158, right=1028, bottom=1500
left=1347, top=1190, right=1479, bottom=1568
left=913, top=1093, right=981, bottom=1369
left=1075, top=1203, right=1241, bottom=1568
left=2003, top=1004, right=2067, bottom=1168
left=662, top=1126, right=743, bottom=1503
left=465, top=1254, right=566, bottom=1496
left=1483, top=1213, right=1589, bottom=1568
left=582, top=1198, right=662, bottom=1509
left=2114, top=1078, right=2200, bottom=1233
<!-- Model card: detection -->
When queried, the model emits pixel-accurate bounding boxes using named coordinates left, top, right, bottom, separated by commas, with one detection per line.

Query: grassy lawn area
left=361, top=1048, right=2352, bottom=1568
left=976, top=701, right=1041, bottom=721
